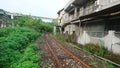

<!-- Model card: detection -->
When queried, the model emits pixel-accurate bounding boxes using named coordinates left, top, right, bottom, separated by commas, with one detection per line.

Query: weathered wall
left=99, top=0, right=119, bottom=6
left=77, top=31, right=91, bottom=44
left=64, top=24, right=76, bottom=35
left=103, top=31, right=120, bottom=54
left=63, top=22, right=120, bottom=55
left=77, top=30, right=120, bottom=55
left=99, top=0, right=110, bottom=5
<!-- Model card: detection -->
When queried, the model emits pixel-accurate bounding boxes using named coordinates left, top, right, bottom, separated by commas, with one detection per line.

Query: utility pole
left=11, top=14, right=14, bottom=27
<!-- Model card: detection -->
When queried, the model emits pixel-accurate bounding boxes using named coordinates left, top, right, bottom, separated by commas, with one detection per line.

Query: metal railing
left=87, top=31, right=108, bottom=38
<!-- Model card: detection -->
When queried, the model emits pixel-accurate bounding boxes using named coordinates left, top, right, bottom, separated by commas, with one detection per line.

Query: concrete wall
left=77, top=30, right=120, bottom=55
left=63, top=20, right=120, bottom=55
left=77, top=31, right=91, bottom=44
left=99, top=0, right=119, bottom=6
left=64, top=24, right=77, bottom=35
left=58, top=10, right=65, bottom=26
left=64, top=24, right=81, bottom=37
left=97, top=0, right=120, bottom=11
left=99, top=0, right=110, bottom=5
left=103, top=31, right=120, bottom=54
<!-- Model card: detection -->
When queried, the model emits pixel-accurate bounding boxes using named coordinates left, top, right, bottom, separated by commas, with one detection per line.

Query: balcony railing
left=63, top=5, right=99, bottom=23
left=61, top=2, right=101, bottom=24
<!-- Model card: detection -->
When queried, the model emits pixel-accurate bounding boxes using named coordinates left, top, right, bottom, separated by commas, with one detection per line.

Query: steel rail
left=44, top=38, right=63, bottom=68
left=52, top=39, right=91, bottom=68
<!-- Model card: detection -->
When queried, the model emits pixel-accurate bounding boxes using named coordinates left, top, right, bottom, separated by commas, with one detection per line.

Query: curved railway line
left=43, top=34, right=91, bottom=68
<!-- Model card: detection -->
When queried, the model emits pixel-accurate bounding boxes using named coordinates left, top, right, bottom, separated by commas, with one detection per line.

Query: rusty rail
left=44, top=38, right=63, bottom=68
left=50, top=37, right=91, bottom=68
left=44, top=34, right=91, bottom=68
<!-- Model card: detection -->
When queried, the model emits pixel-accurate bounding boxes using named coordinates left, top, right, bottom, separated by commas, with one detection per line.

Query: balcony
left=64, top=0, right=89, bottom=12
left=72, top=0, right=87, bottom=6
left=100, top=0, right=120, bottom=10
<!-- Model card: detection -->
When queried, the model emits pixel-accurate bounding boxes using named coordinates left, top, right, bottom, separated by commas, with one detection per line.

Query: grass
left=106, top=53, right=120, bottom=65
left=77, top=43, right=120, bottom=65
left=50, top=33, right=66, bottom=43
left=103, top=61, right=116, bottom=68
left=90, top=61, right=97, bottom=67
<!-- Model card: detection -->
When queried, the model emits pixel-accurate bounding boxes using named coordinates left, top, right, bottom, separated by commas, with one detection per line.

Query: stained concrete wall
left=98, top=0, right=110, bottom=5
left=77, top=30, right=120, bottom=55
left=64, top=24, right=77, bottom=35
left=63, top=22, right=120, bottom=55
left=99, top=0, right=119, bottom=6
left=97, top=0, right=120, bottom=11
left=77, top=31, right=91, bottom=45
left=58, top=10, right=65, bottom=26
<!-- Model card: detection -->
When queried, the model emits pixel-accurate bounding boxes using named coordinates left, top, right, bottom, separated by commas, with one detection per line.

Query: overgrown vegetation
left=82, top=43, right=110, bottom=57
left=10, top=44, right=39, bottom=68
left=81, top=43, right=120, bottom=65
left=0, top=27, right=39, bottom=68
left=14, top=15, right=53, bottom=33
left=0, top=15, right=54, bottom=68
left=51, top=33, right=66, bottom=42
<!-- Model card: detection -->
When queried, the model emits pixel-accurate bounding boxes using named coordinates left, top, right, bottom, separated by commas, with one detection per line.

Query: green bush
left=0, top=27, right=14, bottom=37
left=10, top=44, right=39, bottom=68
left=14, top=15, right=53, bottom=33
left=0, top=27, right=39, bottom=68
left=83, top=43, right=110, bottom=57
left=15, top=61, right=38, bottom=68
left=20, top=44, right=39, bottom=63
left=0, top=15, right=53, bottom=68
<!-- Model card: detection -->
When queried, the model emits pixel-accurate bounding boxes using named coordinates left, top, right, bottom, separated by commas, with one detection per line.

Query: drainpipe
left=83, top=18, right=88, bottom=31
left=79, top=18, right=82, bottom=37
left=11, top=14, right=14, bottom=27
left=69, top=25, right=71, bottom=35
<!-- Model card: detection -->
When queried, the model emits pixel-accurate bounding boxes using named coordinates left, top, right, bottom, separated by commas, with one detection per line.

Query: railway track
left=45, top=39, right=63, bottom=68
left=43, top=34, right=91, bottom=68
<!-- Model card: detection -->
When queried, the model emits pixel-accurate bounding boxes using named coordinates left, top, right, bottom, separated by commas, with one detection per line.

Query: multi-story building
left=0, top=9, right=12, bottom=28
left=57, top=0, right=120, bottom=54
left=0, top=9, right=7, bottom=28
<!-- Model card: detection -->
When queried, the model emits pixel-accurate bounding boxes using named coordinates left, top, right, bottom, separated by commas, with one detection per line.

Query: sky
left=0, top=0, right=69, bottom=18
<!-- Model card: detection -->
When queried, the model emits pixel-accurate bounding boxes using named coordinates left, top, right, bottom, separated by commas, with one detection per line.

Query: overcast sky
left=0, top=0, right=69, bottom=18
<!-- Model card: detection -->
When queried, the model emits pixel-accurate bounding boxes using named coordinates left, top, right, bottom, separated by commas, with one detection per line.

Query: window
left=110, top=0, right=119, bottom=3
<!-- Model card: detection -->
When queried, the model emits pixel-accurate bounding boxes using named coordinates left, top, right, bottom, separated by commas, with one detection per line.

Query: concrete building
left=0, top=9, right=12, bottom=28
left=0, top=9, right=7, bottom=28
left=57, top=0, right=120, bottom=54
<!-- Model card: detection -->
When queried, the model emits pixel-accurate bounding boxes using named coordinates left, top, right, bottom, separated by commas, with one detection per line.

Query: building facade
left=0, top=9, right=7, bottom=28
left=57, top=0, right=120, bottom=54
left=0, top=9, right=12, bottom=28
